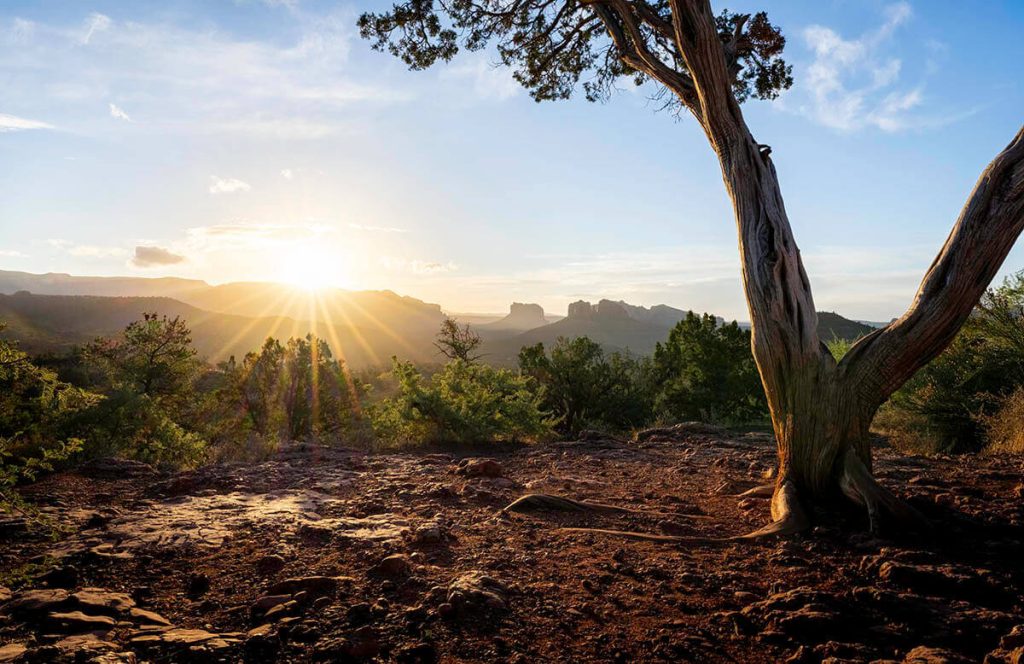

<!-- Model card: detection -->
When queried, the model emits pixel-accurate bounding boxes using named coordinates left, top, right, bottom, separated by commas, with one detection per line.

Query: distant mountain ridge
left=0, top=292, right=438, bottom=368
left=0, top=270, right=876, bottom=367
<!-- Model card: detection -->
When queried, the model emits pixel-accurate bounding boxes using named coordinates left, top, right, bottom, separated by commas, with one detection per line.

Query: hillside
left=475, top=303, right=549, bottom=337
left=0, top=271, right=878, bottom=366
left=0, top=292, right=438, bottom=369
left=481, top=299, right=671, bottom=364
left=0, top=270, right=446, bottom=340
left=817, top=311, right=876, bottom=341
left=0, top=270, right=207, bottom=298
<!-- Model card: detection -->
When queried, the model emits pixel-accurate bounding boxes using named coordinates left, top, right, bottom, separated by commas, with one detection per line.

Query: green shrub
left=371, top=358, right=553, bottom=447
left=72, top=390, right=206, bottom=469
left=1, top=327, right=94, bottom=518
left=883, top=272, right=1024, bottom=453
left=518, top=337, right=652, bottom=436
left=650, top=312, right=767, bottom=424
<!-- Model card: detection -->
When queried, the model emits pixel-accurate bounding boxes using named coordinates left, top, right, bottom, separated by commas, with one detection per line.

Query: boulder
left=457, top=458, right=503, bottom=478
left=71, top=588, right=135, bottom=617
left=374, top=554, right=412, bottom=578
left=0, top=588, right=71, bottom=617
left=446, top=571, right=510, bottom=614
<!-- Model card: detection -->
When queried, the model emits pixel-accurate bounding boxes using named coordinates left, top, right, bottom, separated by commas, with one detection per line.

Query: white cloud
left=79, top=13, right=111, bottom=45
left=0, top=113, right=53, bottom=132
left=349, top=223, right=407, bottom=234
left=209, top=176, right=251, bottom=194
left=280, top=169, right=294, bottom=180
left=0, top=10, right=407, bottom=139
left=108, top=102, right=131, bottom=121
left=0, top=249, right=27, bottom=258
left=796, top=2, right=959, bottom=132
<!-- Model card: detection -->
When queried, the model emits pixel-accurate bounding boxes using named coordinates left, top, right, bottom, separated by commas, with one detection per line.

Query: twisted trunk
left=584, top=0, right=1024, bottom=535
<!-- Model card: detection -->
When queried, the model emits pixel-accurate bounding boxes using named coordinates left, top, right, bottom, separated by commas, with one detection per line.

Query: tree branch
left=842, top=126, right=1024, bottom=402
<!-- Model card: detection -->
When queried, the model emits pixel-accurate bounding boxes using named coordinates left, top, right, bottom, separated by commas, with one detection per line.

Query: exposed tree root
left=502, top=493, right=710, bottom=519
left=737, top=484, right=775, bottom=499
left=507, top=461, right=928, bottom=546
left=558, top=527, right=731, bottom=546
left=839, top=449, right=930, bottom=534
left=734, top=479, right=810, bottom=539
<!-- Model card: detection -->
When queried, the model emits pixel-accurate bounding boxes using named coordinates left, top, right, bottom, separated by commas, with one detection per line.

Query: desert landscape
left=3, top=0, right=1024, bottom=662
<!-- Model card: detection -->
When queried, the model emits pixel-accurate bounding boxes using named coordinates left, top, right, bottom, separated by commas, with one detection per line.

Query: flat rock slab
left=49, top=489, right=344, bottom=557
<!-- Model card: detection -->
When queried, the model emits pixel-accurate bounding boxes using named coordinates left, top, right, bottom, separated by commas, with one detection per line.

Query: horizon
left=2, top=1, right=1024, bottom=321
left=0, top=267, right=891, bottom=324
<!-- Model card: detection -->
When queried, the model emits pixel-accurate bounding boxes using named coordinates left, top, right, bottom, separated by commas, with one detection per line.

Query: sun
left=276, top=245, right=350, bottom=291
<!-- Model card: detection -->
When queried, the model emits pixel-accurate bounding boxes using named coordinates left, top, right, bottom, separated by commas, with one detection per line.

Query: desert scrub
left=981, top=386, right=1024, bottom=454
left=370, top=358, right=554, bottom=447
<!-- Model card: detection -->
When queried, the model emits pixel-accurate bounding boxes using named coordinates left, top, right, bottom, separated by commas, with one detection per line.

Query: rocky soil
left=1, top=425, right=1023, bottom=663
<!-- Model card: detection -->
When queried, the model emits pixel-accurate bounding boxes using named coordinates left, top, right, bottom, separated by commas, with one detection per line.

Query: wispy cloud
left=67, top=244, right=128, bottom=258
left=79, top=13, right=110, bottom=45
left=108, top=102, right=131, bottom=121
left=1, top=10, right=408, bottom=138
left=209, top=176, right=251, bottom=194
left=130, top=245, right=185, bottom=267
left=440, top=54, right=520, bottom=101
left=381, top=257, right=459, bottom=274
left=0, top=249, right=28, bottom=258
left=0, top=113, right=53, bottom=132
left=280, top=169, right=294, bottom=180
left=349, top=223, right=408, bottom=234
left=187, top=223, right=331, bottom=250
left=795, top=2, right=965, bottom=132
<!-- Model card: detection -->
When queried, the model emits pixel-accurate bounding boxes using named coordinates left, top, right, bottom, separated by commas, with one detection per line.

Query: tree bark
left=595, top=0, right=1024, bottom=534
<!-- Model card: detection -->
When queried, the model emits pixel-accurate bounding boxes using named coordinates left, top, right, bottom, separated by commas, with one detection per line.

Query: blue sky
left=1, top=0, right=1022, bottom=321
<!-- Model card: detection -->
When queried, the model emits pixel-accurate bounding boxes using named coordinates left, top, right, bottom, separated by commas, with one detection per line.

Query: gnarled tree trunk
left=647, top=0, right=1024, bottom=534
left=366, top=0, right=1024, bottom=537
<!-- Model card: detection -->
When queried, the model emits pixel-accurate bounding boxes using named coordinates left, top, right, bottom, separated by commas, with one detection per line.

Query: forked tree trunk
left=581, top=0, right=1024, bottom=535
left=659, top=0, right=1024, bottom=534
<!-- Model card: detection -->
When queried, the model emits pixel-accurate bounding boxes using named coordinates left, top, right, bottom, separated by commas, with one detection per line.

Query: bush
left=76, top=313, right=208, bottom=468
left=883, top=272, right=1024, bottom=453
left=371, top=358, right=553, bottom=447
left=72, top=391, right=207, bottom=469
left=980, top=386, right=1024, bottom=454
left=1, top=327, right=94, bottom=516
left=650, top=312, right=767, bottom=424
left=518, top=337, right=652, bottom=436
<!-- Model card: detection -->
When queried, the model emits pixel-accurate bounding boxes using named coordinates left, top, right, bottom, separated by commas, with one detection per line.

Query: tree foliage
left=1, top=326, right=94, bottom=516
left=518, top=336, right=651, bottom=436
left=359, top=0, right=791, bottom=111
left=76, top=313, right=206, bottom=468
left=280, top=334, right=362, bottom=440
left=371, top=358, right=553, bottom=446
left=84, top=313, right=199, bottom=407
left=434, top=318, right=483, bottom=362
left=650, top=312, right=766, bottom=423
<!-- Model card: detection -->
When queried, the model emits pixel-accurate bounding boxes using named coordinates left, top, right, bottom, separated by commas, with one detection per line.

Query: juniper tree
left=360, top=0, right=1024, bottom=536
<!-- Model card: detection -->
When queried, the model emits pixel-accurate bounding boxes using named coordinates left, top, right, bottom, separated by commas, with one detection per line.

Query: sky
left=1, top=0, right=1022, bottom=322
